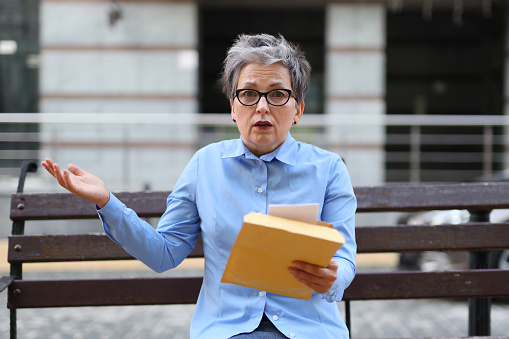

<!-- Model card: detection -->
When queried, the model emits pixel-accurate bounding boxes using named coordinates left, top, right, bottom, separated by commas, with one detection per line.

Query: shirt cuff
left=97, top=192, right=122, bottom=219
left=96, top=192, right=125, bottom=246
left=320, top=257, right=356, bottom=303
left=320, top=281, right=344, bottom=303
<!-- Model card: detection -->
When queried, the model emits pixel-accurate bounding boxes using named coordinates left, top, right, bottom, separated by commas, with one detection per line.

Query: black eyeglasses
left=235, top=89, right=293, bottom=106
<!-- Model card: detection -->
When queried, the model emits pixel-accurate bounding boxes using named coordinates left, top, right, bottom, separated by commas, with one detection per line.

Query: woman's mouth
left=254, top=121, right=272, bottom=129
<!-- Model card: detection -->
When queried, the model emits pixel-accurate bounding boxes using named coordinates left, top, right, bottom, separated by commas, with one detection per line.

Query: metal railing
left=1, top=113, right=508, bottom=183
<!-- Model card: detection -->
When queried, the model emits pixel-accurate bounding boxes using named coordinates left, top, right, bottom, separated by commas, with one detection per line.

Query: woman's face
left=231, top=62, right=305, bottom=157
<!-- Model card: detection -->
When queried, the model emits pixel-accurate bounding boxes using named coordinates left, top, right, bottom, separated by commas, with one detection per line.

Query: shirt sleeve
left=97, top=152, right=201, bottom=273
left=320, top=156, right=357, bottom=302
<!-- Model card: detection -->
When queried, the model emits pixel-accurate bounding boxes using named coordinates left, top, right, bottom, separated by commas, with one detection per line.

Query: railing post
left=409, top=125, right=421, bottom=183
left=467, top=209, right=492, bottom=337
left=482, top=125, right=493, bottom=179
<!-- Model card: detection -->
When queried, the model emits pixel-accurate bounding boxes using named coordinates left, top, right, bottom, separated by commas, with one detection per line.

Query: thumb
left=67, top=164, right=88, bottom=177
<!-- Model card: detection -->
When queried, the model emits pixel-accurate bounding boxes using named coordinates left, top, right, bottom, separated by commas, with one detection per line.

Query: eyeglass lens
left=237, top=89, right=291, bottom=106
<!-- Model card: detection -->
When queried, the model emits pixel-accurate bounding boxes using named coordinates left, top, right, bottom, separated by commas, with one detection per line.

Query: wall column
left=504, top=5, right=509, bottom=169
left=39, top=0, right=199, bottom=190
left=325, top=3, right=386, bottom=186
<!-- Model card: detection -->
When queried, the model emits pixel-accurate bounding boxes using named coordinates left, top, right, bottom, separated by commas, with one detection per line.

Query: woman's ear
left=293, top=101, right=305, bottom=125
left=230, top=99, right=237, bottom=122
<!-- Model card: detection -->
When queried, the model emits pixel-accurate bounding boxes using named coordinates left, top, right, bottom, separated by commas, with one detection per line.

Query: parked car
left=399, top=169, right=509, bottom=272
left=398, top=208, right=509, bottom=271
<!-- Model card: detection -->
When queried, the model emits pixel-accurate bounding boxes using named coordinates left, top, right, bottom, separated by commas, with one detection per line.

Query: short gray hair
left=219, top=34, right=311, bottom=104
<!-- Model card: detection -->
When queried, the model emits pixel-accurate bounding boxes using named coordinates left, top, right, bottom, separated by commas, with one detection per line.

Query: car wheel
left=398, top=252, right=422, bottom=270
left=490, top=250, right=509, bottom=269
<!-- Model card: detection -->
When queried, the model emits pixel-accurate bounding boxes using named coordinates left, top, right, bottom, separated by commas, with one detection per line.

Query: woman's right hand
left=41, top=158, right=110, bottom=208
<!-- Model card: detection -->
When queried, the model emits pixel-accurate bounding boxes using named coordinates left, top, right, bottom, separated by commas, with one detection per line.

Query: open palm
left=41, top=158, right=110, bottom=208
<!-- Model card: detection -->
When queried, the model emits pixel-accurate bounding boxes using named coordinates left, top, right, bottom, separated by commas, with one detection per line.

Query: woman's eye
left=243, top=90, right=257, bottom=97
left=270, top=91, right=284, bottom=98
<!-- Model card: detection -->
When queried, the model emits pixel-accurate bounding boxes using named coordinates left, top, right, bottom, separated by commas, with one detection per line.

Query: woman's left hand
left=288, top=258, right=338, bottom=294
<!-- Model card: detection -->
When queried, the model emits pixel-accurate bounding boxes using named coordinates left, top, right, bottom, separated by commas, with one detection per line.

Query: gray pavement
left=1, top=267, right=509, bottom=338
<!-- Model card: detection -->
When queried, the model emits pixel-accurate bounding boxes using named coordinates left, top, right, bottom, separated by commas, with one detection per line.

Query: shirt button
left=290, top=333, right=296, bottom=337
left=272, top=315, right=278, bottom=321
left=257, top=187, right=263, bottom=193
left=258, top=291, right=264, bottom=297
left=258, top=160, right=263, bottom=165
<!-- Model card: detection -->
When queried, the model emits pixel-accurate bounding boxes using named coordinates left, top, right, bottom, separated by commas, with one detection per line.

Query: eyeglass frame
left=235, top=88, right=293, bottom=107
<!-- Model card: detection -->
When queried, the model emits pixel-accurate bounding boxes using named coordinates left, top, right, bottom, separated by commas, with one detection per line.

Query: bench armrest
left=0, top=275, right=14, bottom=293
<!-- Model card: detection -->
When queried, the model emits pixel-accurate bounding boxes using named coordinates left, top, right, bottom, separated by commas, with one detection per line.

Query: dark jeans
left=229, top=314, right=288, bottom=338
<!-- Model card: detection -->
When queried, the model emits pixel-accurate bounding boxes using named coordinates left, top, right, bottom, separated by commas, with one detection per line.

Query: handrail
left=1, top=113, right=508, bottom=183
left=2, top=113, right=509, bottom=126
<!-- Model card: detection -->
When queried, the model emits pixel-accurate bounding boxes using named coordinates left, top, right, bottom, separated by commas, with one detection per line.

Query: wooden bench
left=2, top=161, right=509, bottom=339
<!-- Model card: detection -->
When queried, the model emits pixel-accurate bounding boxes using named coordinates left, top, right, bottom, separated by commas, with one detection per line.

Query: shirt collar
left=222, top=133, right=297, bottom=166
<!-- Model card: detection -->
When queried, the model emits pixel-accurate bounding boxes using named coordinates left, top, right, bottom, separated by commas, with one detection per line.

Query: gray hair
left=219, top=34, right=311, bottom=104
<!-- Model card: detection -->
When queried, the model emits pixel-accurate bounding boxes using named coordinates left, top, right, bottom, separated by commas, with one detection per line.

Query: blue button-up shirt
left=98, top=134, right=357, bottom=339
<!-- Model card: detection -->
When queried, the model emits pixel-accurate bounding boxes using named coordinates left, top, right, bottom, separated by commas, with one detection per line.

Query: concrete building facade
left=1, top=0, right=508, bottom=235
left=33, top=0, right=508, bottom=191
left=39, top=1, right=200, bottom=191
left=36, top=0, right=392, bottom=191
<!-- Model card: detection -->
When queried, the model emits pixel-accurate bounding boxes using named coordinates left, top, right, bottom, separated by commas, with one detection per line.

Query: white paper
left=268, top=203, right=319, bottom=224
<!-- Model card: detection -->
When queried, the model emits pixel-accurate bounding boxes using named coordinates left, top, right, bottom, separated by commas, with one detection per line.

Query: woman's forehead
left=238, top=63, right=291, bottom=87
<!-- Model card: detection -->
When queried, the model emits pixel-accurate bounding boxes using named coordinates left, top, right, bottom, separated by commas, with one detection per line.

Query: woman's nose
left=256, top=95, right=270, bottom=113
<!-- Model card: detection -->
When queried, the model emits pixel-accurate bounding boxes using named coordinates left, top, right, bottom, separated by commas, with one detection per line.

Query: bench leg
left=345, top=300, right=351, bottom=339
left=469, top=296, right=491, bottom=336
left=10, top=309, right=17, bottom=339
left=468, top=210, right=492, bottom=336
left=468, top=251, right=491, bottom=336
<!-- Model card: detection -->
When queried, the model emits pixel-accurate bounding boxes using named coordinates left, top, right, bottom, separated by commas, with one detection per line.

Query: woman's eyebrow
left=239, top=81, right=288, bottom=88
left=269, top=82, right=287, bottom=88
left=239, top=81, right=257, bottom=87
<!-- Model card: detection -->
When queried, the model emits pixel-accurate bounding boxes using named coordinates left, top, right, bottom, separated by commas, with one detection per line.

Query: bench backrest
left=6, top=159, right=509, bottom=339
left=8, top=182, right=509, bottom=309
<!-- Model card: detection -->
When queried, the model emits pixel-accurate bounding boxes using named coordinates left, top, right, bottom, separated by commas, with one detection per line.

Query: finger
left=289, top=266, right=325, bottom=285
left=62, top=168, right=75, bottom=190
left=289, top=267, right=330, bottom=293
left=52, top=163, right=68, bottom=188
left=67, top=163, right=87, bottom=177
left=41, top=161, right=53, bottom=176
left=44, top=158, right=55, bottom=168
left=327, top=258, right=339, bottom=270
left=293, top=261, right=321, bottom=276
left=41, top=158, right=56, bottom=176
left=289, top=265, right=318, bottom=284
left=294, top=259, right=338, bottom=276
left=290, top=260, right=338, bottom=287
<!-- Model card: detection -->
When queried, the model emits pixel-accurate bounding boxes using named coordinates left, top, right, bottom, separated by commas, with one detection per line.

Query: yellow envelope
left=221, top=212, right=345, bottom=300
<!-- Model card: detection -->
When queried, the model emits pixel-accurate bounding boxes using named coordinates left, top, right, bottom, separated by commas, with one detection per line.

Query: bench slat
left=344, top=269, right=509, bottom=300
left=356, top=222, right=509, bottom=253
left=8, top=234, right=204, bottom=263
left=8, top=277, right=202, bottom=308
left=11, top=182, right=509, bottom=221
left=8, top=223, right=509, bottom=263
left=10, top=191, right=170, bottom=220
left=355, top=182, right=509, bottom=212
left=8, top=270, right=509, bottom=309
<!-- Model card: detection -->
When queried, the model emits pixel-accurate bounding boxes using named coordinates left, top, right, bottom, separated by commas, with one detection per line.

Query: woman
left=42, top=33, right=357, bottom=339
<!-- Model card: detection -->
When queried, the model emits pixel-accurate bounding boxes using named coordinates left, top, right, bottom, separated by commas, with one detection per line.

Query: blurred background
left=2, top=0, right=509, bottom=232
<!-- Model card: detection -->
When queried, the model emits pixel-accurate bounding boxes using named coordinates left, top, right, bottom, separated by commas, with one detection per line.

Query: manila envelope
left=221, top=211, right=344, bottom=300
